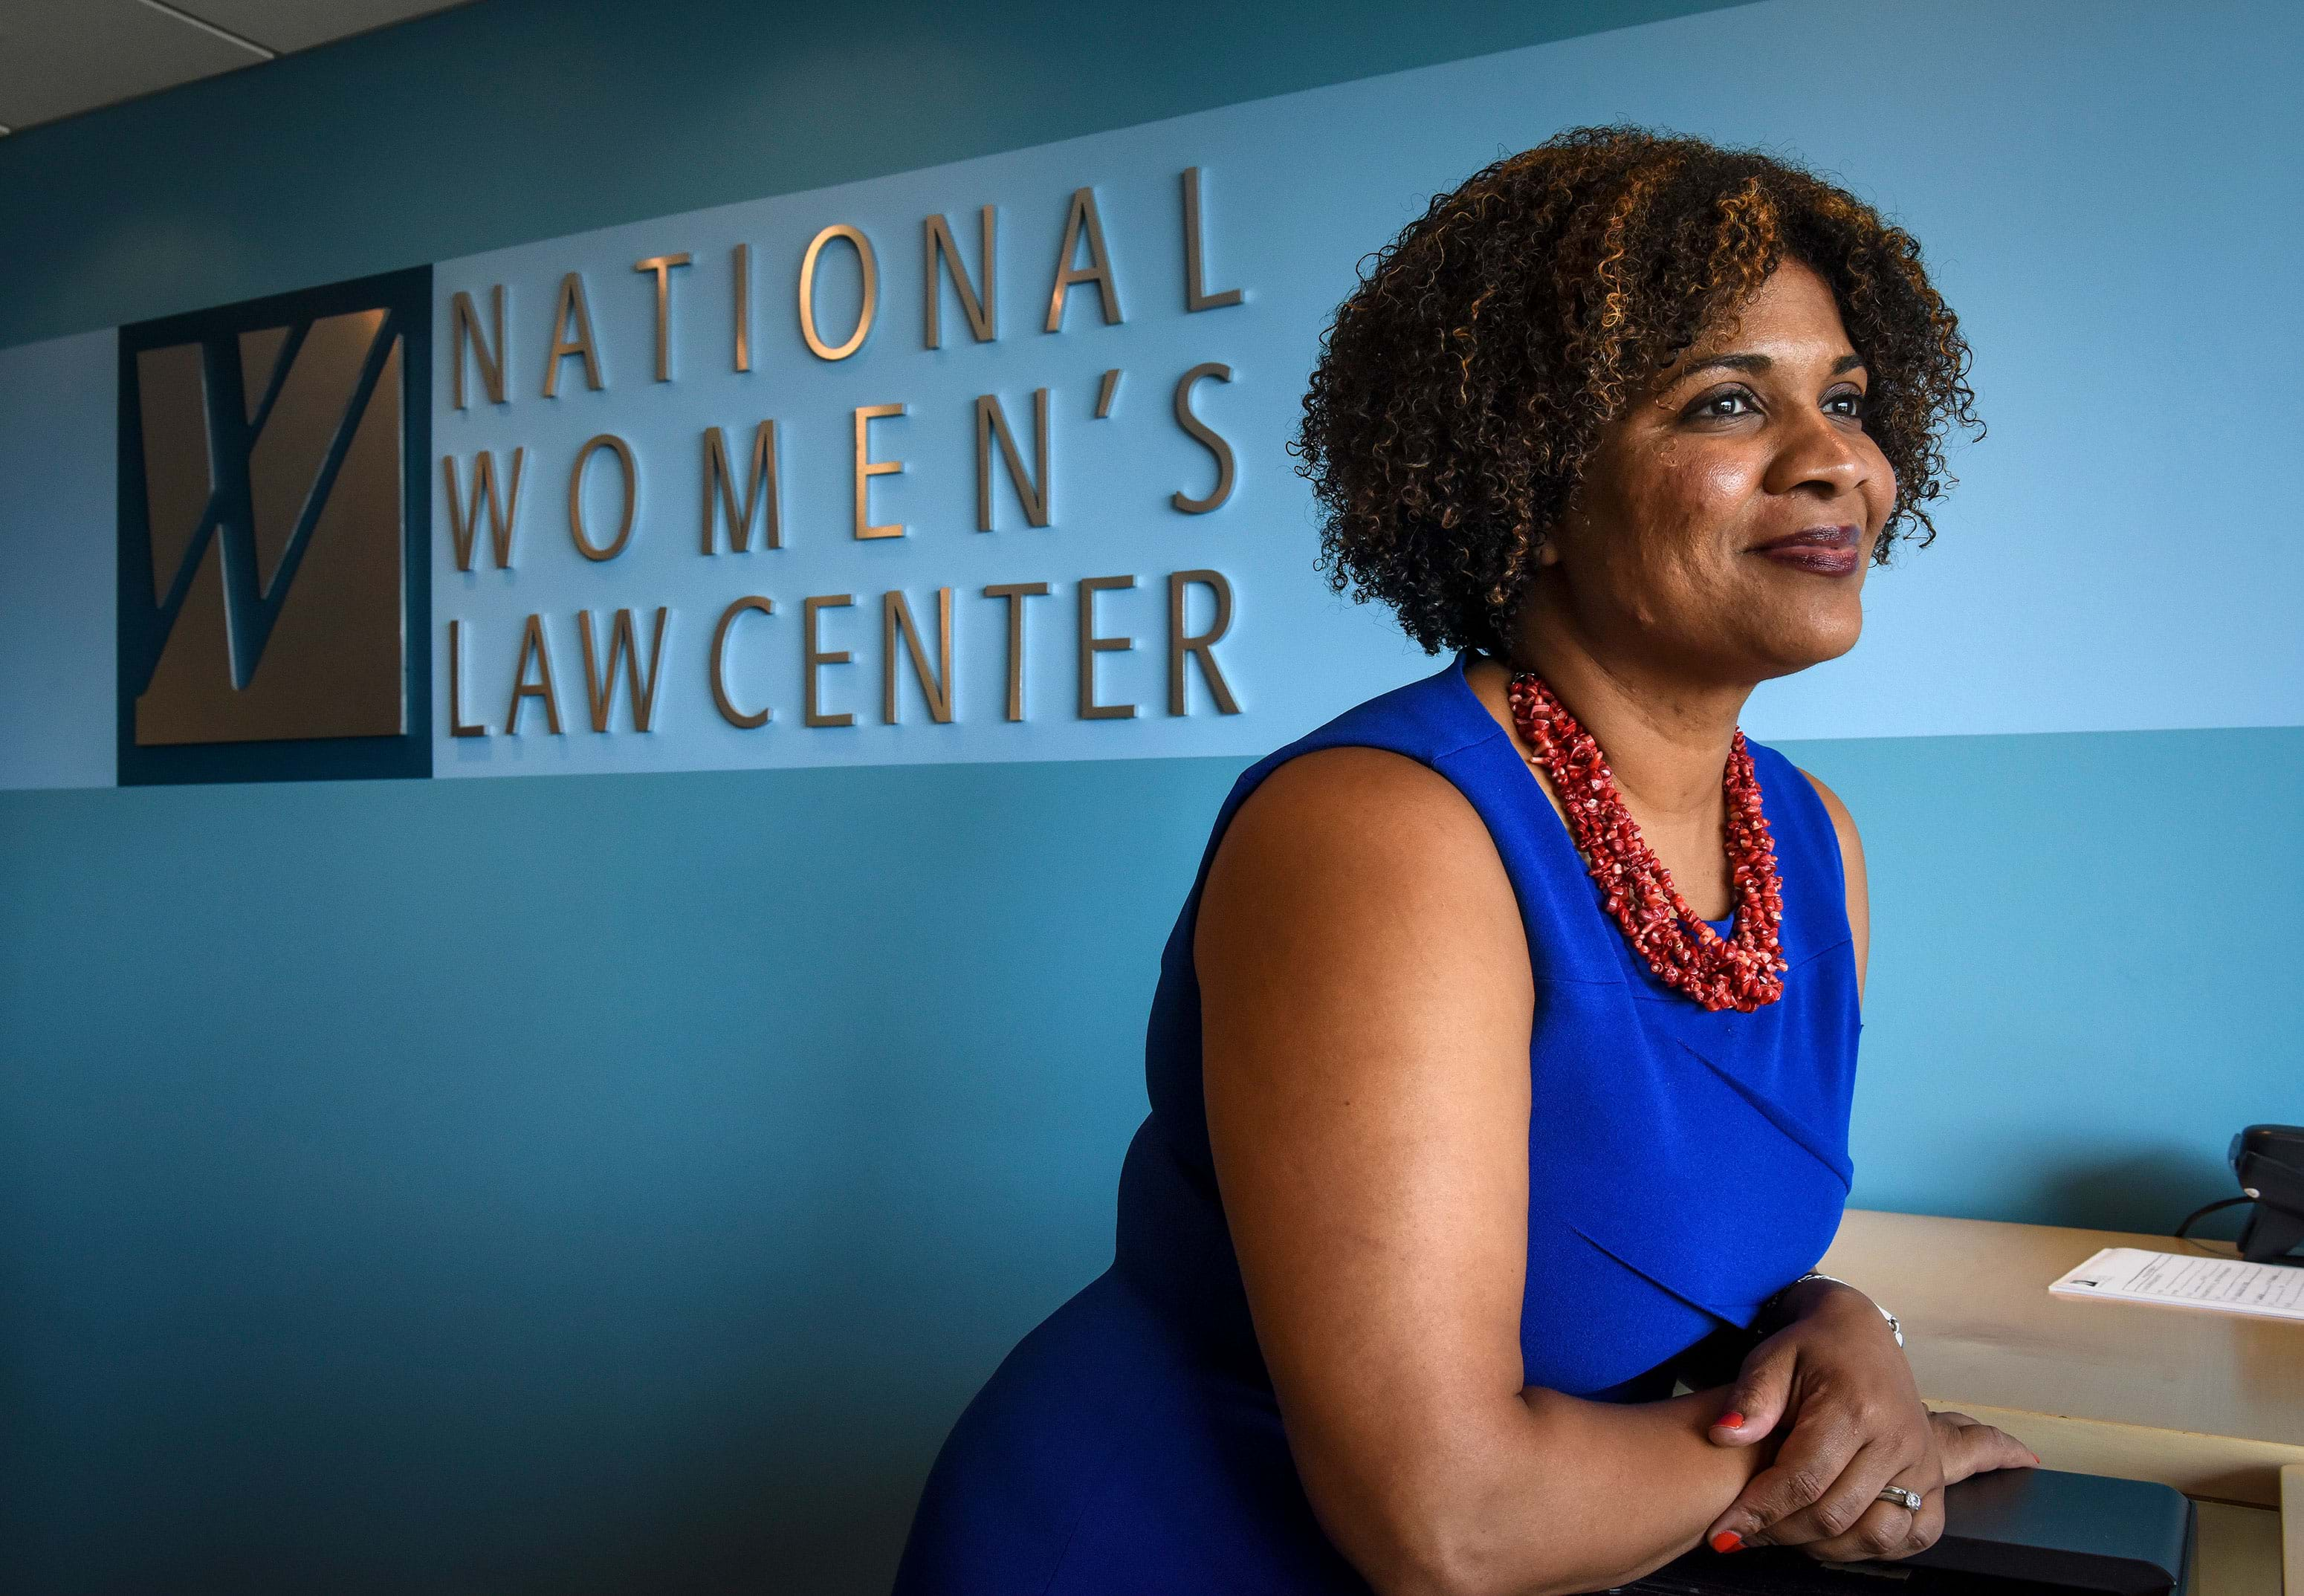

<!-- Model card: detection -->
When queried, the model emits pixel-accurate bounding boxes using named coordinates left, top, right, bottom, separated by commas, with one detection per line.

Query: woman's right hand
left=1929, top=1410, right=2037, bottom=1489
left=1787, top=1410, right=2035, bottom=1566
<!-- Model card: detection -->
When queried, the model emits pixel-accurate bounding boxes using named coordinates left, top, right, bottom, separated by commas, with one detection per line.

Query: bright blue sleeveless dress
left=892, top=646, right=1861, bottom=1595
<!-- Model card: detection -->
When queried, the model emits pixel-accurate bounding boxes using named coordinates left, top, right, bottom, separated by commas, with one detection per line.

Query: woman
left=894, top=126, right=2033, bottom=1596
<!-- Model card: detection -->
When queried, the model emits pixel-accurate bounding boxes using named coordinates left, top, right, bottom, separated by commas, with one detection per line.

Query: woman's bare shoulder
left=1194, top=744, right=1525, bottom=993
left=1796, top=767, right=1871, bottom=998
left=1236, top=743, right=1489, bottom=845
left=1213, top=745, right=1501, bottom=892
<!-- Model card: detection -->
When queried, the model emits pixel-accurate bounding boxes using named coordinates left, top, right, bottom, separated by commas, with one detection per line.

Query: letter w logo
left=122, top=308, right=404, bottom=697
left=115, top=263, right=430, bottom=783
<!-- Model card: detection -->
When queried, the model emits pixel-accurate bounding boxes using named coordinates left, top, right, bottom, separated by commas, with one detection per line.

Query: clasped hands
left=1702, top=1279, right=2038, bottom=1563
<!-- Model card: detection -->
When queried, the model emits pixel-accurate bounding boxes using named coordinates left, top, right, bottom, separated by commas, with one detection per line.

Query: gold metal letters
left=633, top=253, right=693, bottom=383
left=447, top=619, right=486, bottom=736
left=1168, top=569, right=1240, bottom=715
left=804, top=593, right=856, bottom=727
left=576, top=606, right=670, bottom=732
left=1046, top=186, right=1122, bottom=332
left=924, top=206, right=997, bottom=348
left=1182, top=168, right=1243, bottom=313
left=440, top=175, right=1258, bottom=748
left=450, top=285, right=506, bottom=407
left=710, top=596, right=774, bottom=728
left=882, top=588, right=956, bottom=724
left=506, top=613, right=563, bottom=734
left=975, top=389, right=1050, bottom=531
left=798, top=224, right=879, bottom=360
left=702, top=421, right=780, bottom=553
left=568, top=434, right=638, bottom=561
left=733, top=242, right=751, bottom=373
left=1076, top=574, right=1137, bottom=719
left=543, top=272, right=603, bottom=396
left=1171, top=363, right=1236, bottom=513
left=852, top=403, right=906, bottom=539
left=982, top=581, right=1049, bottom=722
left=442, top=447, right=524, bottom=571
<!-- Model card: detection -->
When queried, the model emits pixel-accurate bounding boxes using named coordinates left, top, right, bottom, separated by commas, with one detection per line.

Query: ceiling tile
left=0, top=0, right=266, bottom=131
left=168, top=0, right=473, bottom=55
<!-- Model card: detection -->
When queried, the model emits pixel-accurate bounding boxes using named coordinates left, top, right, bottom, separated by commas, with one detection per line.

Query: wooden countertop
left=1820, top=1209, right=2304, bottom=1508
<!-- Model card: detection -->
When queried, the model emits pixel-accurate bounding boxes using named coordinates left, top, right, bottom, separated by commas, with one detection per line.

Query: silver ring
left=1877, top=1485, right=1923, bottom=1513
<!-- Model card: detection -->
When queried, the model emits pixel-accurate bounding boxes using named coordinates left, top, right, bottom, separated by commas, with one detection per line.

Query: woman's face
left=1534, top=257, right=1897, bottom=685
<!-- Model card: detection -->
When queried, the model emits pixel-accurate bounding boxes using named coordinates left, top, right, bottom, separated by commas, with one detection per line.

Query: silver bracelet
left=1770, top=1270, right=1903, bottom=1347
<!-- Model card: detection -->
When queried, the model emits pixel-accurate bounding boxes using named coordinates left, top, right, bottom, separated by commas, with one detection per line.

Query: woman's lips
left=1750, top=525, right=1863, bottom=577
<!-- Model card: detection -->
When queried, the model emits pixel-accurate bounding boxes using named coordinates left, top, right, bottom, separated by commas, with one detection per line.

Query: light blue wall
left=1, top=756, right=1219, bottom=1592
left=2, top=2, right=2298, bottom=1593
left=4, top=729, right=2298, bottom=1593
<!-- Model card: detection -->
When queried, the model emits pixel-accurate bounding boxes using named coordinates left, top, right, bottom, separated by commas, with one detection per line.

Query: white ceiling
left=0, top=0, right=479, bottom=135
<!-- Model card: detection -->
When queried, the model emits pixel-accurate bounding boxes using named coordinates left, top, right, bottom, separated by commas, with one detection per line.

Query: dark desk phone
left=1608, top=1468, right=2196, bottom=1596
left=2230, top=1123, right=2304, bottom=1263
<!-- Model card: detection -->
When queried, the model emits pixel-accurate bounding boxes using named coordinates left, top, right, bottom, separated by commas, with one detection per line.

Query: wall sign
left=100, top=142, right=1386, bottom=786
left=431, top=162, right=1276, bottom=782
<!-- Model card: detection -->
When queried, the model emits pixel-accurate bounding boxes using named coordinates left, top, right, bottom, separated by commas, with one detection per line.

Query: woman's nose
left=1763, top=407, right=1871, bottom=499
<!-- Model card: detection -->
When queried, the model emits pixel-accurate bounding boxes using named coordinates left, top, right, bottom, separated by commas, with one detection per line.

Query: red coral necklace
left=1506, top=669, right=1787, bottom=1013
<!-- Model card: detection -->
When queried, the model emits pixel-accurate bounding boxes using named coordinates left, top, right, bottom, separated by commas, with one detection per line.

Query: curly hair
left=1291, top=125, right=1980, bottom=658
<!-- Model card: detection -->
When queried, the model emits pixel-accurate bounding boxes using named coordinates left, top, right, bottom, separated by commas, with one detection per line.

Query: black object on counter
left=1607, top=1467, right=2195, bottom=1596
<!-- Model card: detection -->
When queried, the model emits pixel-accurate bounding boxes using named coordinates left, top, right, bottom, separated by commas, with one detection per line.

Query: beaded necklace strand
left=1505, top=670, right=1788, bottom=1013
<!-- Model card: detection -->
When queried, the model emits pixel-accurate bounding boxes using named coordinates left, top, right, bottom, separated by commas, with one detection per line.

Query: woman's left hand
left=1701, top=1279, right=2036, bottom=1562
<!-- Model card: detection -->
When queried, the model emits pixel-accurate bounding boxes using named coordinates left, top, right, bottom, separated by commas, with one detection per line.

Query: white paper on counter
left=2049, top=1246, right=2304, bottom=1322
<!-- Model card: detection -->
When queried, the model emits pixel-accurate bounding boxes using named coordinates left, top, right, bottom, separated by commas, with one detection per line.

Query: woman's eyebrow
left=1689, top=353, right=1770, bottom=376
left=1673, top=351, right=1868, bottom=380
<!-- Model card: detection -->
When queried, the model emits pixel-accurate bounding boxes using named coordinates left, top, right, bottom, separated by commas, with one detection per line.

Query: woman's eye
left=1689, top=389, right=1757, bottom=420
left=1825, top=389, right=1868, bottom=419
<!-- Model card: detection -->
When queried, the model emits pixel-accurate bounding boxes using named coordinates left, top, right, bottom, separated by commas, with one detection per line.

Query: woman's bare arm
left=1197, top=746, right=1773, bottom=1596
left=1799, top=769, right=1868, bottom=1002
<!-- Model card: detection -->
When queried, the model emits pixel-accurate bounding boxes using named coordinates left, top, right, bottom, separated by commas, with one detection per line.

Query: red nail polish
left=1711, top=1532, right=1744, bottom=1555
left=1718, top=1410, right=1745, bottom=1430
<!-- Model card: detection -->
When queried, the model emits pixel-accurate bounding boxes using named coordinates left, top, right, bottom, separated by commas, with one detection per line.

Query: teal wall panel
left=0, top=754, right=1234, bottom=1592
left=1793, top=729, right=2304, bottom=1230
left=3, top=730, right=2298, bottom=1591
